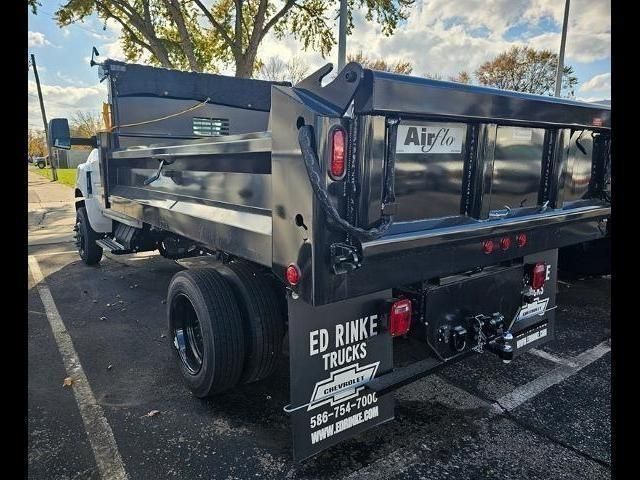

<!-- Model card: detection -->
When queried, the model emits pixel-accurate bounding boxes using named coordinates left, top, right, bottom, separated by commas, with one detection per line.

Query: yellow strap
left=109, top=97, right=211, bottom=131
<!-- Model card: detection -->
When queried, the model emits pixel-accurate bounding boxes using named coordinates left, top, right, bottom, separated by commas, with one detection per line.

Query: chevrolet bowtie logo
left=308, top=362, right=379, bottom=410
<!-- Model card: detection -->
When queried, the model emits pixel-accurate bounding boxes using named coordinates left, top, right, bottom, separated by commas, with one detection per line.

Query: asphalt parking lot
left=28, top=172, right=611, bottom=480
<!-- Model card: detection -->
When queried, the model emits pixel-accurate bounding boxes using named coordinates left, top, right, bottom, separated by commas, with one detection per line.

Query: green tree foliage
left=28, top=129, right=47, bottom=157
left=475, top=46, right=578, bottom=97
left=28, top=0, right=41, bottom=14
left=55, top=0, right=415, bottom=78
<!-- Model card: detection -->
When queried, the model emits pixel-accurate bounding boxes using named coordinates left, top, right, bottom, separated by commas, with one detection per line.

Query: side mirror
left=48, top=118, right=71, bottom=150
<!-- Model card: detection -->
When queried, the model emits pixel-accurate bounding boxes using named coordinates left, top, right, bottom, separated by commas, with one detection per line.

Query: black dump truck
left=49, top=57, right=611, bottom=461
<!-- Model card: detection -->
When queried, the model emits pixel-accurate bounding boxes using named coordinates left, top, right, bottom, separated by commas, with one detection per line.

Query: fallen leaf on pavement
left=63, top=377, right=74, bottom=387
left=146, top=410, right=161, bottom=417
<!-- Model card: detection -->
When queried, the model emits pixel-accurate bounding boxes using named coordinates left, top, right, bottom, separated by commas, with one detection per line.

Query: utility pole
left=337, top=0, right=348, bottom=71
left=30, top=53, right=57, bottom=181
left=554, top=0, right=571, bottom=97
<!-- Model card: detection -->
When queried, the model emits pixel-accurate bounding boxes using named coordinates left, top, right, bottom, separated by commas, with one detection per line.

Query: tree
left=28, top=129, right=47, bottom=157
left=449, top=71, right=471, bottom=84
left=55, top=0, right=415, bottom=78
left=475, top=46, right=578, bottom=97
left=257, top=56, right=309, bottom=84
left=348, top=50, right=412, bottom=74
left=28, top=0, right=41, bottom=14
left=70, top=111, right=104, bottom=143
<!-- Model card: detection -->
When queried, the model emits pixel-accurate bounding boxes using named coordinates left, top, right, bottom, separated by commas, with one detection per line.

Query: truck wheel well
left=75, top=188, right=85, bottom=210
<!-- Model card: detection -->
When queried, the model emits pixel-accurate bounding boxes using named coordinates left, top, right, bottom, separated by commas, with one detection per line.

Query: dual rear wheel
left=167, top=261, right=285, bottom=397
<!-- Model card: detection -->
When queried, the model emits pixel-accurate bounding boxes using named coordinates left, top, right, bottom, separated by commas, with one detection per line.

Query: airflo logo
left=396, top=125, right=465, bottom=154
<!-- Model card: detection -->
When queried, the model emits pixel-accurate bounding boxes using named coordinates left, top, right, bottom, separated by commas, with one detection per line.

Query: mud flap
left=287, top=290, right=395, bottom=461
left=511, top=249, right=558, bottom=354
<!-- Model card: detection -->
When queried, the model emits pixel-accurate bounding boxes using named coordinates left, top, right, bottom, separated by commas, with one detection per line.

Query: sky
left=27, top=0, right=611, bottom=130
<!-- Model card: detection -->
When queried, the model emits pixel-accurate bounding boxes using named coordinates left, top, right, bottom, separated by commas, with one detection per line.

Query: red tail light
left=389, top=299, right=412, bottom=337
left=329, top=127, right=346, bottom=180
left=286, top=263, right=301, bottom=286
left=530, top=262, right=546, bottom=290
left=516, top=233, right=527, bottom=247
left=499, top=236, right=512, bottom=250
left=482, top=239, right=496, bottom=254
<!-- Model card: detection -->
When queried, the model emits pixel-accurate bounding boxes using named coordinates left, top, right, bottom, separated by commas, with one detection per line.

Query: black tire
left=37, top=161, right=45, bottom=169
left=167, top=268, right=246, bottom=397
left=216, top=260, right=285, bottom=384
left=559, top=238, right=611, bottom=276
left=75, top=207, right=103, bottom=265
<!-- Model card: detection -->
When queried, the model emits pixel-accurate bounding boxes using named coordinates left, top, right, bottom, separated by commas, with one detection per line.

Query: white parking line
left=29, top=250, right=78, bottom=257
left=493, top=341, right=610, bottom=414
left=342, top=341, right=610, bottom=480
left=528, top=348, right=578, bottom=367
left=28, top=255, right=129, bottom=480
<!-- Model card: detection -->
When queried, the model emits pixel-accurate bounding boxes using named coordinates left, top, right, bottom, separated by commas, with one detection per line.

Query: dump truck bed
left=106, top=131, right=273, bottom=265
left=94, top=60, right=610, bottom=288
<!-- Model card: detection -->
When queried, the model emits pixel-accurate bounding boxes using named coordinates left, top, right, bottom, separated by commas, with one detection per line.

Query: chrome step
left=96, top=237, right=131, bottom=254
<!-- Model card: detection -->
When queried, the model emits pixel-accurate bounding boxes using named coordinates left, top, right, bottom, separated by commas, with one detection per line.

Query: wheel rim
left=171, top=293, right=205, bottom=375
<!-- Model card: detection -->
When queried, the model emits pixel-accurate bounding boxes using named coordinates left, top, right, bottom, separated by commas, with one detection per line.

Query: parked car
left=32, top=156, right=49, bottom=169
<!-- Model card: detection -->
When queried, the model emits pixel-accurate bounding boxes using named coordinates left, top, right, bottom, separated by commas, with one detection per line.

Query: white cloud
left=102, top=39, right=126, bottom=61
left=580, top=72, right=611, bottom=93
left=28, top=31, right=52, bottom=48
left=56, top=71, right=88, bottom=87
left=257, top=0, right=610, bottom=80
left=575, top=96, right=610, bottom=104
left=28, top=81, right=106, bottom=127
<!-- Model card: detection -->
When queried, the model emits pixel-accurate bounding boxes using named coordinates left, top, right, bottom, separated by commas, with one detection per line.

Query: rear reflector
left=482, top=239, right=496, bottom=254
left=516, top=233, right=527, bottom=247
left=286, top=263, right=301, bottom=286
left=329, top=127, right=346, bottom=180
left=389, top=299, right=412, bottom=337
left=530, top=262, right=546, bottom=290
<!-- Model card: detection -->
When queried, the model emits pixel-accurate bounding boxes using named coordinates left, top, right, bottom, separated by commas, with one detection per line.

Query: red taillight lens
left=500, top=236, right=512, bottom=250
left=389, top=299, right=412, bottom=337
left=530, top=262, right=546, bottom=290
left=516, top=233, right=527, bottom=247
left=329, top=128, right=346, bottom=180
left=482, top=239, right=496, bottom=254
left=286, top=263, right=301, bottom=286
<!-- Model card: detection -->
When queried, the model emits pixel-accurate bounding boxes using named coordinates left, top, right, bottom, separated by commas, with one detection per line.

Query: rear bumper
left=362, top=205, right=610, bottom=258
left=314, top=206, right=608, bottom=305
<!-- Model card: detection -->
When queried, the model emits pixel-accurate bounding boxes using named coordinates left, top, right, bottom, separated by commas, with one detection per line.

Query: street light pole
left=30, top=53, right=58, bottom=181
left=554, top=0, right=571, bottom=97
left=337, top=0, right=348, bottom=71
